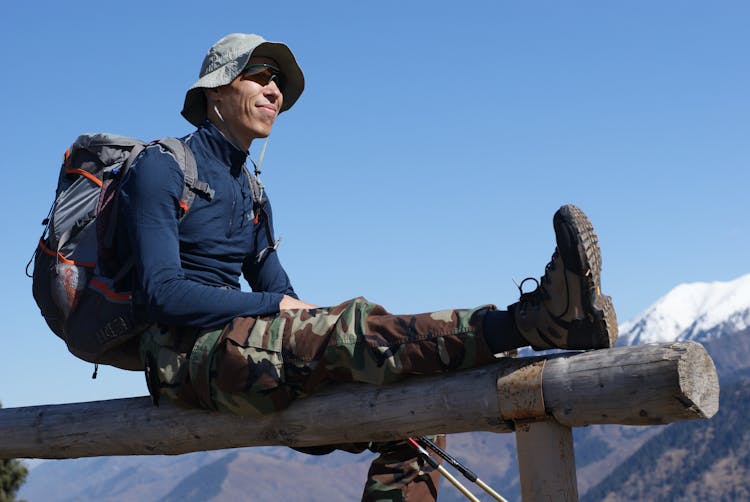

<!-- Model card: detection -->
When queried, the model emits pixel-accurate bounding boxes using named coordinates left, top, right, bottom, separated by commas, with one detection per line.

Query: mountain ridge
left=618, top=273, right=750, bottom=346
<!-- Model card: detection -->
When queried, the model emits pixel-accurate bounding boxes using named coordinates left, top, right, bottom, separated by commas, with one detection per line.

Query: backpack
left=29, top=133, right=214, bottom=372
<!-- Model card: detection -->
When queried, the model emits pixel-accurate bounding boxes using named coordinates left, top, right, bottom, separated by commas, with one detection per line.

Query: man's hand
left=279, top=295, right=320, bottom=310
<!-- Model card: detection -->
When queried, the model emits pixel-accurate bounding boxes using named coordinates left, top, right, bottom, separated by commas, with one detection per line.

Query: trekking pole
left=406, top=437, right=480, bottom=502
left=416, top=436, right=508, bottom=502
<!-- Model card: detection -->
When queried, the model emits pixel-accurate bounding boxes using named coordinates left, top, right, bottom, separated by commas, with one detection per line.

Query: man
left=118, top=33, right=617, bottom=501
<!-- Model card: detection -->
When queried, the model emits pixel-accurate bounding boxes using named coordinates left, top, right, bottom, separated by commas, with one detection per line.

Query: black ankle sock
left=482, top=309, right=528, bottom=353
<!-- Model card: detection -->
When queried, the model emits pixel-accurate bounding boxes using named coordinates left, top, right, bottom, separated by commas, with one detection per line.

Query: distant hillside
left=701, top=327, right=750, bottom=379
left=582, top=376, right=750, bottom=502
left=19, top=448, right=380, bottom=502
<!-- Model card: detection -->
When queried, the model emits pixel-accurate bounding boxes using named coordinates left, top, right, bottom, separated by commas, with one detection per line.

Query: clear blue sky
left=1, top=1, right=747, bottom=407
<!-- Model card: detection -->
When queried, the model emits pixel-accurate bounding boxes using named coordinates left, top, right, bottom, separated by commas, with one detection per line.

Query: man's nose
left=264, top=78, right=282, bottom=100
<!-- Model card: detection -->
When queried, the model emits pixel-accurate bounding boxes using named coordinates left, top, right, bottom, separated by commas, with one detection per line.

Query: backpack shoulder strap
left=241, top=165, right=280, bottom=263
left=241, top=164, right=265, bottom=207
left=157, top=138, right=214, bottom=218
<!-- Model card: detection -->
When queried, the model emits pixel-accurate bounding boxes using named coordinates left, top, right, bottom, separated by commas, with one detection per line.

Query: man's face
left=213, top=56, right=284, bottom=145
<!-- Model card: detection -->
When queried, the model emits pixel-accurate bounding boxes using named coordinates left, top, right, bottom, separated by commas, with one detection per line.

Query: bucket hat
left=181, top=33, right=304, bottom=126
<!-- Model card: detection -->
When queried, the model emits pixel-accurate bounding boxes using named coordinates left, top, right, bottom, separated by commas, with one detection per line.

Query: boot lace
left=516, top=250, right=560, bottom=307
left=516, top=277, right=548, bottom=308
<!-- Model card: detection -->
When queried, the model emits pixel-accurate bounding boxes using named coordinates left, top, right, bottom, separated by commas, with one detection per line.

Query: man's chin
left=245, top=123, right=275, bottom=143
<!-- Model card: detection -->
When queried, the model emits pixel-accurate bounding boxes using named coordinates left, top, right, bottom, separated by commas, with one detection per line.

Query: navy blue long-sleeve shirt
left=117, top=121, right=296, bottom=329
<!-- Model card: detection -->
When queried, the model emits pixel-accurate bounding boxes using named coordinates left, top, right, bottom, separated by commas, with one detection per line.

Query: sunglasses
left=242, top=64, right=286, bottom=94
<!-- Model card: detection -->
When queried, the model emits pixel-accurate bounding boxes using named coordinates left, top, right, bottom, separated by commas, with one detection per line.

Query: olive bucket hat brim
left=181, top=33, right=304, bottom=127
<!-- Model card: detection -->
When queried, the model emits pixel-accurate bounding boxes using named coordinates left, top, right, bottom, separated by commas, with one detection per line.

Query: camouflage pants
left=141, top=296, right=498, bottom=501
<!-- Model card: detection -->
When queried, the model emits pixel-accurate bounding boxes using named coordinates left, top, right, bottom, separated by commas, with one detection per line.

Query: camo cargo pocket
left=140, top=325, right=193, bottom=406
left=190, top=316, right=291, bottom=415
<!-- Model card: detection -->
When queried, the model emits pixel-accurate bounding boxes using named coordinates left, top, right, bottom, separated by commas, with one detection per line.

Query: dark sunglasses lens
left=244, top=65, right=285, bottom=93
left=271, top=73, right=286, bottom=93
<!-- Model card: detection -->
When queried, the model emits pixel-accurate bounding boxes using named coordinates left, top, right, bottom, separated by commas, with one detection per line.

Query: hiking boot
left=509, top=204, right=617, bottom=350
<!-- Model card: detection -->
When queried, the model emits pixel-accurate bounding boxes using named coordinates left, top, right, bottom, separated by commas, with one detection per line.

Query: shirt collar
left=197, top=120, right=248, bottom=174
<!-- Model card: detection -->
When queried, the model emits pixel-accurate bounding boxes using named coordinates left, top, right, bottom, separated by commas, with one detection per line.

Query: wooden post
left=0, top=341, right=719, bottom=459
left=516, top=419, right=578, bottom=501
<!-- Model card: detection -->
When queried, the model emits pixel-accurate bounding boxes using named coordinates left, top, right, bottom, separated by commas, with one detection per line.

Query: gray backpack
left=29, top=133, right=213, bottom=373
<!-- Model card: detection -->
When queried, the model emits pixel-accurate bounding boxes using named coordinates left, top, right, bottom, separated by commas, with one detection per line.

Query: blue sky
left=1, top=1, right=748, bottom=407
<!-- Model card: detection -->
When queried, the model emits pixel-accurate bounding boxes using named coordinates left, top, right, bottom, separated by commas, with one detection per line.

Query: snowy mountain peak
left=619, top=273, right=750, bottom=346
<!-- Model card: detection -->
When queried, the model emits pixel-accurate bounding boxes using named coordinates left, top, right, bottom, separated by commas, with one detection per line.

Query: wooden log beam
left=543, top=340, right=720, bottom=426
left=0, top=341, right=718, bottom=459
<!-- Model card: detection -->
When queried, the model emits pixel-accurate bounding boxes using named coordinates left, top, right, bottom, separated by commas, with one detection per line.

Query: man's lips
left=257, top=104, right=278, bottom=116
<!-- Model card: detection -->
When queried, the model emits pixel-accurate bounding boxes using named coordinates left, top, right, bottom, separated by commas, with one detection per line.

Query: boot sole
left=554, top=205, right=618, bottom=349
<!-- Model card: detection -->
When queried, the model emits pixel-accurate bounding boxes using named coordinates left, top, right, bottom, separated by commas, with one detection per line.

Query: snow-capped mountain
left=618, top=273, right=750, bottom=346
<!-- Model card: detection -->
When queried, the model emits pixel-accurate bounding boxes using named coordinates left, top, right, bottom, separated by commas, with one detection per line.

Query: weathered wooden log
left=0, top=341, right=718, bottom=459
left=516, top=419, right=578, bottom=501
